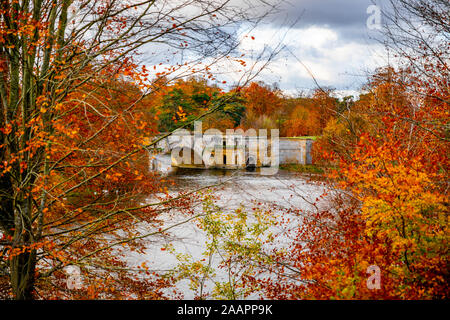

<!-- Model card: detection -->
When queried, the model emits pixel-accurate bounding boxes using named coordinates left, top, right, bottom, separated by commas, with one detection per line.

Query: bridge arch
left=171, top=146, right=205, bottom=168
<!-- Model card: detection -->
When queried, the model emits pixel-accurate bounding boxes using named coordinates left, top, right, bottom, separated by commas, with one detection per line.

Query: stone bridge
left=149, top=133, right=313, bottom=170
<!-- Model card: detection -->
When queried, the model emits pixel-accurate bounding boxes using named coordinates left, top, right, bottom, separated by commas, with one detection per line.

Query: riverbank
left=279, top=164, right=332, bottom=181
left=280, top=164, right=324, bottom=174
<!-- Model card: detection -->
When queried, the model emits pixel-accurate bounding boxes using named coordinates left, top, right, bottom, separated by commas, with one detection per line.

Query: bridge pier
left=149, top=134, right=313, bottom=170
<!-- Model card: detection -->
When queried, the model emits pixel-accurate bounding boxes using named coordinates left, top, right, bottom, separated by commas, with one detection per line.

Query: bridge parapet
left=149, top=134, right=313, bottom=169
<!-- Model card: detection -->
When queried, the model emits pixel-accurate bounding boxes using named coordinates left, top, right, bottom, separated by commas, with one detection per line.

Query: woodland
left=0, top=0, right=448, bottom=300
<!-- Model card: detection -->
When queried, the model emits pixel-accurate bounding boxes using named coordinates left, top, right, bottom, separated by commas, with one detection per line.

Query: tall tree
left=0, top=0, right=279, bottom=299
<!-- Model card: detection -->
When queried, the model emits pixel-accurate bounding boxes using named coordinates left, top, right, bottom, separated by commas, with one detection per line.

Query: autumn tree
left=283, top=89, right=338, bottom=137
left=0, top=0, right=280, bottom=299
left=240, top=82, right=282, bottom=130
left=237, top=1, right=449, bottom=300
left=257, top=71, right=448, bottom=299
left=146, top=77, right=245, bottom=132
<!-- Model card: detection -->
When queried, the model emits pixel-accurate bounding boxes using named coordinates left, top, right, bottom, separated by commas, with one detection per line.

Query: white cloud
left=139, top=19, right=388, bottom=95
left=232, top=23, right=387, bottom=93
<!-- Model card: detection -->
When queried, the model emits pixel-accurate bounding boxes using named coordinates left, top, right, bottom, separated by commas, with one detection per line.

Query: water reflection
left=130, top=160, right=326, bottom=298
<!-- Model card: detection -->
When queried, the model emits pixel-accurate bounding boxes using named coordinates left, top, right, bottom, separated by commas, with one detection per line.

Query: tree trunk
left=10, top=199, right=37, bottom=300
left=10, top=249, right=36, bottom=300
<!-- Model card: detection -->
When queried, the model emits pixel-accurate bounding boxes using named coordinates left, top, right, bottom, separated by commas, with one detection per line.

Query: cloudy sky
left=140, top=0, right=392, bottom=97
left=202, top=0, right=396, bottom=95
left=235, top=0, right=391, bottom=96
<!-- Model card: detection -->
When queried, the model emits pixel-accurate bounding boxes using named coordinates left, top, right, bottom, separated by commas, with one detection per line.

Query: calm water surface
left=126, top=158, right=326, bottom=298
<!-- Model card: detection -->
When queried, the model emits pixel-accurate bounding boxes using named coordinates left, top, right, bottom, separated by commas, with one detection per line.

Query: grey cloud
left=267, top=0, right=389, bottom=41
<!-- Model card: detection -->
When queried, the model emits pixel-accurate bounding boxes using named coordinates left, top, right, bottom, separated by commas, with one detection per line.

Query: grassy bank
left=279, top=164, right=325, bottom=174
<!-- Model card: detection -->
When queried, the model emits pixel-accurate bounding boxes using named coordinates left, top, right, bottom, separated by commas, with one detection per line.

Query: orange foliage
left=255, top=68, right=449, bottom=299
left=243, top=82, right=282, bottom=116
